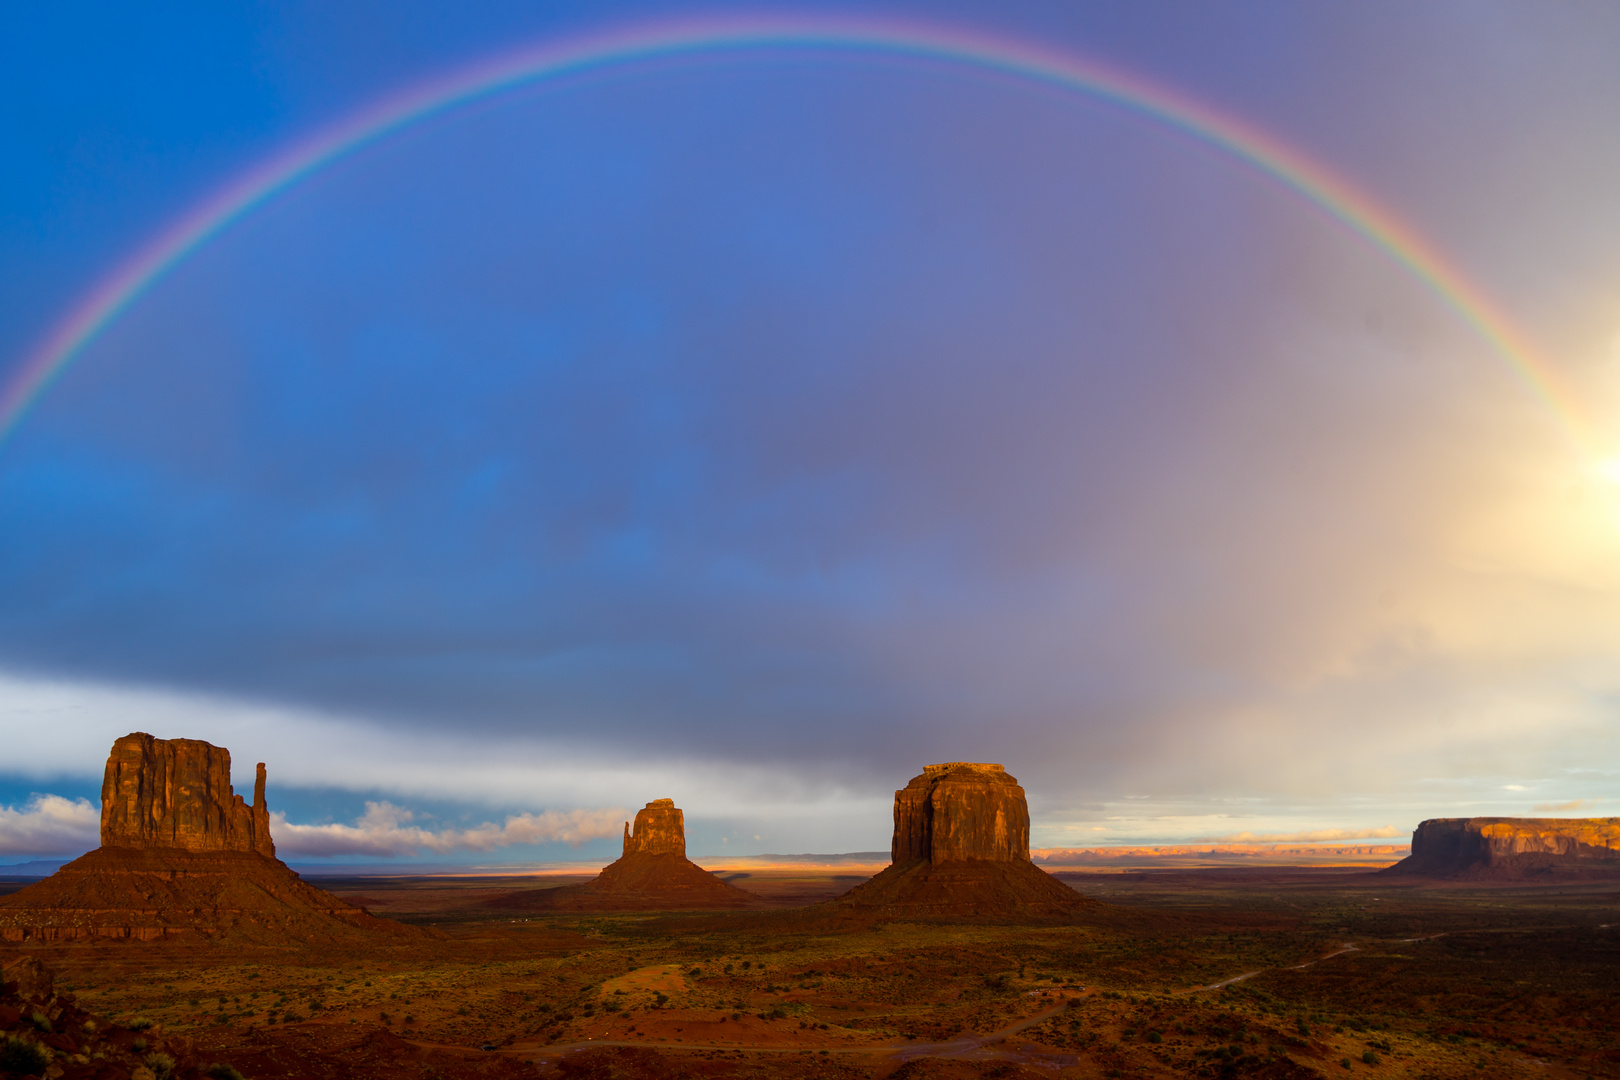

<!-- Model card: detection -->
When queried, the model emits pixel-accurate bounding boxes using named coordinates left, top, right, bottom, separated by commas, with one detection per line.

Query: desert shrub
left=206, top=1065, right=247, bottom=1080
left=1362, top=1050, right=1380, bottom=1065
left=128, top=1017, right=155, bottom=1031
left=0, top=1034, right=51, bottom=1074
left=146, top=1050, right=177, bottom=1079
left=1147, top=1031, right=1163, bottom=1044
left=133, top=1036, right=149, bottom=1052
left=1296, top=1017, right=1311, bottom=1036
left=28, top=1009, right=52, bottom=1032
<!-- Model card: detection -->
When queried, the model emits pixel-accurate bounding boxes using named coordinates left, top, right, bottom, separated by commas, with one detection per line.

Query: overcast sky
left=3, top=0, right=1619, bottom=865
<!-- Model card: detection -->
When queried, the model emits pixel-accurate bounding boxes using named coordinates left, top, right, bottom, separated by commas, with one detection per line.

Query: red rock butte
left=0, top=733, right=411, bottom=943
left=487, top=799, right=759, bottom=912
left=826, top=762, right=1096, bottom=919
left=1384, top=817, right=1620, bottom=879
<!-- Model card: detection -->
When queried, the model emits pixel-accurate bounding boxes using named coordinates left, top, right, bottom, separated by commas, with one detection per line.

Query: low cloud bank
left=1532, top=799, right=1600, bottom=813
left=0, top=795, right=99, bottom=857
left=270, top=801, right=627, bottom=858
left=1194, top=826, right=1404, bottom=844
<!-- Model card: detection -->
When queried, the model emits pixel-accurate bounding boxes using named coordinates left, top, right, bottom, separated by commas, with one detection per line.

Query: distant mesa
left=825, top=762, right=1098, bottom=918
left=0, top=732, right=413, bottom=943
left=486, top=798, right=760, bottom=912
left=1384, top=817, right=1620, bottom=880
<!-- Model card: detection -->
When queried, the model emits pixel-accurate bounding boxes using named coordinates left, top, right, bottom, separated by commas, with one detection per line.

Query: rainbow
left=0, top=14, right=1592, bottom=451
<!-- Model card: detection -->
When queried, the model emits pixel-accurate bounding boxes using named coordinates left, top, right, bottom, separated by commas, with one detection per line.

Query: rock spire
left=488, top=797, right=758, bottom=912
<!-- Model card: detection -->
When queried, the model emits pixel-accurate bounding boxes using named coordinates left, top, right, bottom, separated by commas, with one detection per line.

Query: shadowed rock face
left=622, top=798, right=685, bottom=858
left=101, top=732, right=274, bottom=856
left=1386, top=817, right=1620, bottom=879
left=892, top=762, right=1029, bottom=864
left=829, top=762, right=1094, bottom=919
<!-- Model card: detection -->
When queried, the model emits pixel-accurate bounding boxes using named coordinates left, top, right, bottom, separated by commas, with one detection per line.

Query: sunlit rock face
left=622, top=798, right=685, bottom=858
left=892, top=762, right=1030, bottom=864
left=0, top=733, right=411, bottom=944
left=100, top=732, right=274, bottom=856
left=1387, top=817, right=1620, bottom=878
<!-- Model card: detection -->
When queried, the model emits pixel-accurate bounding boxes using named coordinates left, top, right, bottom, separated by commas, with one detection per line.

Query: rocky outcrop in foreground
left=828, top=763, right=1096, bottom=919
left=0, top=733, right=412, bottom=944
left=487, top=799, right=759, bottom=912
left=1384, top=817, right=1620, bottom=879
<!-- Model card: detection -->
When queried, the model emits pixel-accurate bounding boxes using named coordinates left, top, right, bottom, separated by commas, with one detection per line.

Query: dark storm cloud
left=4, top=2, right=1620, bottom=844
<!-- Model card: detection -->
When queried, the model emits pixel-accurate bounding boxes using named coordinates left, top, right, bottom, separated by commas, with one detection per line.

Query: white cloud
left=0, top=794, right=99, bottom=857
left=269, top=801, right=627, bottom=858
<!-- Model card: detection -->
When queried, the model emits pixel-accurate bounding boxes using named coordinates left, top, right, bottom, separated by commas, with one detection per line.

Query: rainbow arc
left=0, top=15, right=1591, bottom=451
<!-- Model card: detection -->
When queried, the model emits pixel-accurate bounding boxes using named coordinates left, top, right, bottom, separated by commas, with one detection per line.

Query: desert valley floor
left=3, top=865, right=1617, bottom=1080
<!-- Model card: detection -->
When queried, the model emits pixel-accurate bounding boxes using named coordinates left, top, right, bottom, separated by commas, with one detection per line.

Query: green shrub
left=0, top=1035, right=51, bottom=1075
left=128, top=1017, right=155, bottom=1031
left=146, top=1050, right=177, bottom=1080
left=28, top=1009, right=53, bottom=1033
left=1362, top=1050, right=1380, bottom=1065
left=206, top=1064, right=247, bottom=1080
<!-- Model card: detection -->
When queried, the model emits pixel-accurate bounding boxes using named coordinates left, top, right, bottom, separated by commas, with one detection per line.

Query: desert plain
left=1, top=744, right=1617, bottom=1080
left=4, top=862, right=1618, bottom=1080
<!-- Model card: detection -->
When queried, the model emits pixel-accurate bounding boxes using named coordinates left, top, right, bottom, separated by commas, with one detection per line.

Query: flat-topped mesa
left=622, top=798, right=685, bottom=858
left=1385, top=817, right=1620, bottom=879
left=100, top=732, right=274, bottom=856
left=893, top=762, right=1028, bottom=865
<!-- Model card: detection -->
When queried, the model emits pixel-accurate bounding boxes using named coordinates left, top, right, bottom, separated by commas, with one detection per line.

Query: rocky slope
left=487, top=799, right=759, bottom=912
left=0, top=733, right=413, bottom=944
left=827, top=763, right=1097, bottom=919
left=1384, top=817, right=1620, bottom=879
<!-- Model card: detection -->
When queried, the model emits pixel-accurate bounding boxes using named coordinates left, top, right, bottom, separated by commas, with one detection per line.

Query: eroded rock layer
left=622, top=799, right=685, bottom=858
left=487, top=799, right=758, bottom=912
left=101, top=731, right=275, bottom=856
left=0, top=733, right=412, bottom=943
left=1385, top=817, right=1620, bottom=879
left=830, top=762, right=1095, bottom=919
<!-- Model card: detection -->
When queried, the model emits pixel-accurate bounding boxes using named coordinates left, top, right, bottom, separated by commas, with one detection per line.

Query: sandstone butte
left=487, top=799, right=760, bottom=912
left=0, top=732, right=411, bottom=944
left=825, top=762, right=1098, bottom=919
left=1384, top=816, right=1620, bottom=879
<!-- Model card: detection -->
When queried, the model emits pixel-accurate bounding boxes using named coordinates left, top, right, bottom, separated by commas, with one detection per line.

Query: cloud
left=1193, top=826, right=1405, bottom=844
left=269, top=802, right=627, bottom=858
left=1533, top=799, right=1599, bottom=813
left=0, top=795, right=99, bottom=857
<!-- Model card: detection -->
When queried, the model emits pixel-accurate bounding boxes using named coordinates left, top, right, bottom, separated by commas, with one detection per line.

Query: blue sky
left=3, top=1, right=1620, bottom=865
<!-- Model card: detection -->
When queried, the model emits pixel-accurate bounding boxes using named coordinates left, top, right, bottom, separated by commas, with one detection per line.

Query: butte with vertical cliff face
left=0, top=732, right=408, bottom=943
left=826, top=762, right=1096, bottom=918
left=487, top=798, right=759, bottom=911
left=1383, top=817, right=1620, bottom=879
